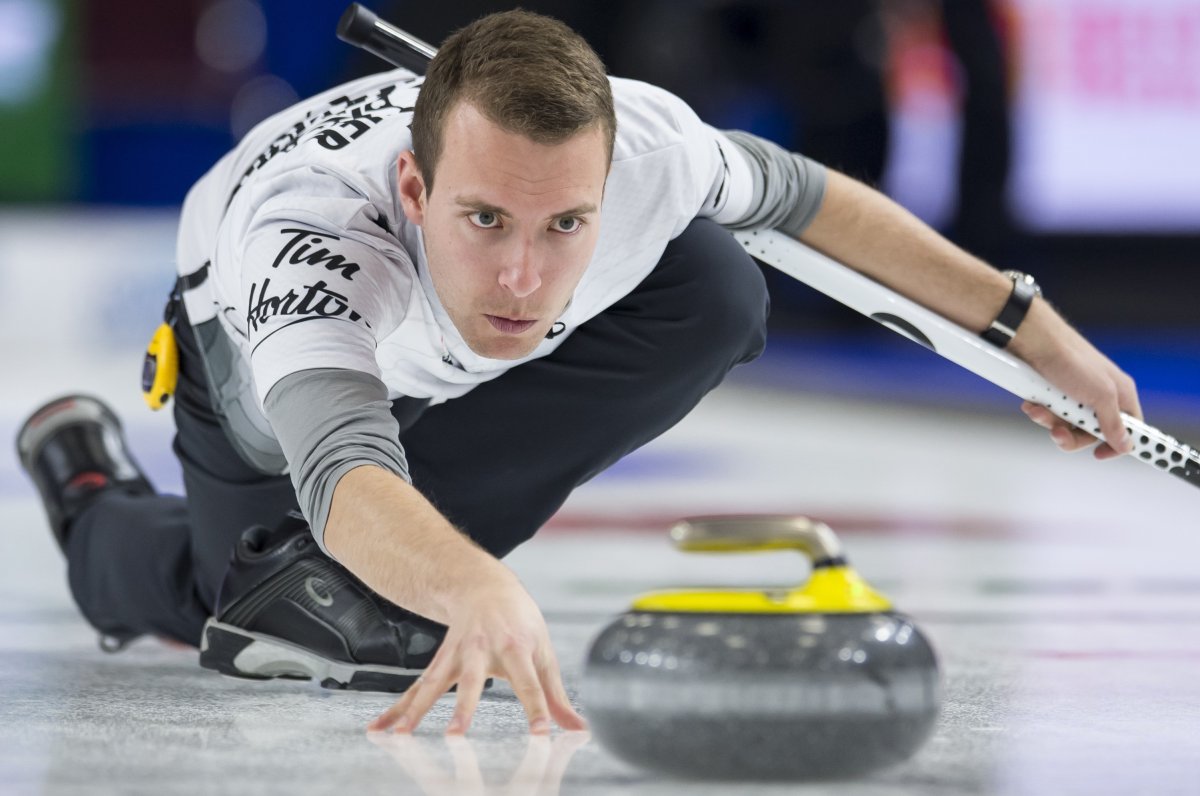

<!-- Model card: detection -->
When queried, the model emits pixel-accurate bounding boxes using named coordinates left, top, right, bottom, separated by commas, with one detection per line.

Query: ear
left=396, top=150, right=427, bottom=226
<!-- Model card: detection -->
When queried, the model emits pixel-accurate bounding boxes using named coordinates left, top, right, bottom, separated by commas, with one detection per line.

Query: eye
left=468, top=211, right=500, bottom=228
left=553, top=217, right=583, bottom=234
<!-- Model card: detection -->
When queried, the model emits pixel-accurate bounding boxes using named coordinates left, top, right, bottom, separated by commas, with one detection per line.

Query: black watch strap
left=981, top=272, right=1039, bottom=348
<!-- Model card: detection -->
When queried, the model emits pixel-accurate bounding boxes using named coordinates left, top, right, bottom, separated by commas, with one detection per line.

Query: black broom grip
left=337, top=3, right=436, bottom=75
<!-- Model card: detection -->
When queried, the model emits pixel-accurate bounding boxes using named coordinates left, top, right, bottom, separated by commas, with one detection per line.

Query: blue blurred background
left=1, top=0, right=1197, bottom=430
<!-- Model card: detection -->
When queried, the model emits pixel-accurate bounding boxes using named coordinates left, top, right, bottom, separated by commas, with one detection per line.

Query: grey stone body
left=582, top=611, right=940, bottom=780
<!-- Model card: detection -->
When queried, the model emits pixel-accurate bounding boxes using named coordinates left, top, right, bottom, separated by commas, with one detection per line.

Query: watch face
left=1002, top=270, right=1042, bottom=297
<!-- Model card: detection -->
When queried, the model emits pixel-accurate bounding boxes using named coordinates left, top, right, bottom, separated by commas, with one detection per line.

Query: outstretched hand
left=367, top=571, right=587, bottom=736
left=1015, top=311, right=1143, bottom=460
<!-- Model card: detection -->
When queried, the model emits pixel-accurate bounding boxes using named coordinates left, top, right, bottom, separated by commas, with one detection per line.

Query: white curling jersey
left=175, top=69, right=756, bottom=409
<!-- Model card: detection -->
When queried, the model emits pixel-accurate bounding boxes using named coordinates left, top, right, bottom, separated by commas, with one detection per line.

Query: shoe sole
left=16, top=394, right=124, bottom=473
left=199, top=618, right=424, bottom=692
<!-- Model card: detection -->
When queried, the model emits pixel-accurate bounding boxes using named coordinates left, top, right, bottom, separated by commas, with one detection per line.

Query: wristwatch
left=981, top=270, right=1041, bottom=348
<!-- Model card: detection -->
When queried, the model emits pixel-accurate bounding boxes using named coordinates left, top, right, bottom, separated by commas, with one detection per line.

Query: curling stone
left=581, top=516, right=940, bottom=780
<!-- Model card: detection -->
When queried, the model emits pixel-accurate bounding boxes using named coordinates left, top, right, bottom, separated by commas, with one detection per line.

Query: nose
left=498, top=240, right=542, bottom=298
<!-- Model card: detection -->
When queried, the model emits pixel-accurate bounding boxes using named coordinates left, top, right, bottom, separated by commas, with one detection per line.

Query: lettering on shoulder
left=273, top=228, right=361, bottom=280
left=226, top=79, right=421, bottom=206
left=246, top=277, right=371, bottom=334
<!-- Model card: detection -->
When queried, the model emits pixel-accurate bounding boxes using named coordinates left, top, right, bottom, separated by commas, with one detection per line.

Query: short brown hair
left=411, top=10, right=616, bottom=193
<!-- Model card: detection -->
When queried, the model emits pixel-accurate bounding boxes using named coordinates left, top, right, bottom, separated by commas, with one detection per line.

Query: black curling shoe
left=199, top=511, right=446, bottom=692
left=16, top=394, right=154, bottom=551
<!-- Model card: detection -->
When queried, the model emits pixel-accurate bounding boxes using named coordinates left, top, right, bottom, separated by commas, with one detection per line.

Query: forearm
left=718, top=134, right=1061, bottom=359
left=799, top=170, right=1079, bottom=367
left=796, top=169, right=1138, bottom=451
left=798, top=170, right=1019, bottom=336
left=324, top=464, right=512, bottom=625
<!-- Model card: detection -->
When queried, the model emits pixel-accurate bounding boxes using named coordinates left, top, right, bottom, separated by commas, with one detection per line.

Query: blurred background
left=1, top=0, right=1197, bottom=433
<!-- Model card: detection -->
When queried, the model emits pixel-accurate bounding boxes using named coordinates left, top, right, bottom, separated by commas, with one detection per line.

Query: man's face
left=397, top=101, right=609, bottom=360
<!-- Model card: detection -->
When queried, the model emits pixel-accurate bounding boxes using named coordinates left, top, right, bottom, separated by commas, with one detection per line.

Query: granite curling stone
left=581, top=516, right=940, bottom=780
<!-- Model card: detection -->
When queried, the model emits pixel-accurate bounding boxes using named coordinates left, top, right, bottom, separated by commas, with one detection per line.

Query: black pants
left=65, top=219, right=769, bottom=646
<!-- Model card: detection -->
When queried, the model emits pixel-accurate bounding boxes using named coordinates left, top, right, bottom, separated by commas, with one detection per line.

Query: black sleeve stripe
left=712, top=140, right=731, bottom=210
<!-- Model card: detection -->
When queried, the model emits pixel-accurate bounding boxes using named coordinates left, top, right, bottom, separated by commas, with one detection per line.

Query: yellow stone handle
left=630, top=515, right=893, bottom=613
left=670, top=515, right=845, bottom=564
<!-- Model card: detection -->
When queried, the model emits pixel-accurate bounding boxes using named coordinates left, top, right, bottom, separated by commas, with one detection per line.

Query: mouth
left=485, top=315, right=538, bottom=334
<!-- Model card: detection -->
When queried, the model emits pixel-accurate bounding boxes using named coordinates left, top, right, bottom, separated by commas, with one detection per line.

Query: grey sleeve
left=719, top=129, right=828, bottom=237
left=263, top=368, right=410, bottom=557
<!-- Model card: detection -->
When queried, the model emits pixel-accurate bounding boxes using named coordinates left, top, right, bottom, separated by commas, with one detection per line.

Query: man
left=17, top=10, right=1139, bottom=736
